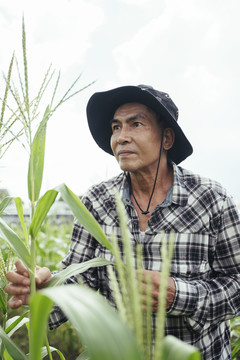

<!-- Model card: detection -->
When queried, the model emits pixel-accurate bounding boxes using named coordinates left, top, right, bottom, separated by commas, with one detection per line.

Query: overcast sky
left=0, top=0, right=240, bottom=204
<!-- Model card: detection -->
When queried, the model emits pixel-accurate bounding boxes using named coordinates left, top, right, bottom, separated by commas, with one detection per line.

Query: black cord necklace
left=129, top=135, right=164, bottom=215
left=131, top=191, right=150, bottom=215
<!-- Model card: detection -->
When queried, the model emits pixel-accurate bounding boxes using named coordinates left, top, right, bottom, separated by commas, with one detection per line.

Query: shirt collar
left=121, top=163, right=188, bottom=208
left=121, top=174, right=131, bottom=206
left=171, top=163, right=188, bottom=206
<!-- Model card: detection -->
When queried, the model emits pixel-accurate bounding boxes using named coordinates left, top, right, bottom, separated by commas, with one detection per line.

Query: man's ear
left=163, top=128, right=175, bottom=150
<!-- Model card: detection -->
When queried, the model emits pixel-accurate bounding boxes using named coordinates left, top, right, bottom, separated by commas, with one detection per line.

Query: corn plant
left=0, top=51, right=23, bottom=160
left=0, top=16, right=201, bottom=360
left=0, top=16, right=104, bottom=359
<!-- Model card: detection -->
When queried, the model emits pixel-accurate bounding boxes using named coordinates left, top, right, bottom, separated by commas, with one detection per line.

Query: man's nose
left=117, top=126, right=131, bottom=144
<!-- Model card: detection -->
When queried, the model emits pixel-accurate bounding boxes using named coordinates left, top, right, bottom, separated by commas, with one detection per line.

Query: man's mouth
left=118, top=150, right=134, bottom=157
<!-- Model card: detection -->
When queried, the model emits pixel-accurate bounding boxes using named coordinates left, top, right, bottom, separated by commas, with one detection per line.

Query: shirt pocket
left=170, top=232, right=211, bottom=280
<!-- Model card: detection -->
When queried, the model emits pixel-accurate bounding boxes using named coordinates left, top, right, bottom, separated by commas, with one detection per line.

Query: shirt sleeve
left=168, top=195, right=240, bottom=333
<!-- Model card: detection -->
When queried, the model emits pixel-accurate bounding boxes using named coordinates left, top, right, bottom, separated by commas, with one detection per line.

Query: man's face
left=110, top=103, right=163, bottom=174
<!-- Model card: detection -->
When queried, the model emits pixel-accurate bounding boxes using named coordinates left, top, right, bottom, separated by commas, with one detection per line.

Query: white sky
left=0, top=0, right=240, bottom=204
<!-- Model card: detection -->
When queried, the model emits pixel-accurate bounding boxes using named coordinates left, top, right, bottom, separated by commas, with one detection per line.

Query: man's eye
left=133, top=121, right=142, bottom=127
left=112, top=124, right=120, bottom=131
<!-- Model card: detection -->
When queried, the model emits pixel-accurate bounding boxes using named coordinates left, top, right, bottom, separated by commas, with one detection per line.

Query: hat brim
left=86, top=86, right=193, bottom=164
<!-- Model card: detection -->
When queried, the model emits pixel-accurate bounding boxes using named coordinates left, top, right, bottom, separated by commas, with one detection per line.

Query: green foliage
left=5, top=311, right=30, bottom=336
left=56, top=184, right=113, bottom=252
left=37, top=285, right=145, bottom=360
left=14, top=197, right=29, bottom=248
left=162, top=336, right=201, bottom=360
left=29, top=189, right=58, bottom=239
left=27, top=106, right=49, bottom=204
left=0, top=326, right=27, bottom=360
left=0, top=15, right=94, bottom=360
left=0, top=305, right=82, bottom=359
left=0, top=197, right=12, bottom=217
left=46, top=322, right=83, bottom=359
left=0, top=218, right=31, bottom=269
left=47, top=258, right=114, bottom=288
left=29, top=293, right=54, bottom=360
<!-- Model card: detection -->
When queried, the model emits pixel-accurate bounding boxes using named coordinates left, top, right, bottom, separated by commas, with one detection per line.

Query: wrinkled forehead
left=113, top=102, right=158, bottom=119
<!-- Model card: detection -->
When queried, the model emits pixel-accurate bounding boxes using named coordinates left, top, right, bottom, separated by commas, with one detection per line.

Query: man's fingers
left=15, top=260, right=29, bottom=277
left=5, top=283, right=30, bottom=296
left=8, top=296, right=23, bottom=309
left=6, top=262, right=51, bottom=292
left=35, top=267, right=52, bottom=287
left=6, top=259, right=30, bottom=285
left=6, top=270, right=31, bottom=285
left=5, top=261, right=51, bottom=311
left=8, top=295, right=29, bottom=309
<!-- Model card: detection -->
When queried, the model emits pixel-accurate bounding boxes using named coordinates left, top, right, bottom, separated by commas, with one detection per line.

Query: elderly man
left=6, top=85, right=240, bottom=360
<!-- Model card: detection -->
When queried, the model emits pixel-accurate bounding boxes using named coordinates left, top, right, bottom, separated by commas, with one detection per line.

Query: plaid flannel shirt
left=49, top=163, right=240, bottom=360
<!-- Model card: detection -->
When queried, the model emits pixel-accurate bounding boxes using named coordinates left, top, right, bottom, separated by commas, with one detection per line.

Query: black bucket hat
left=86, top=84, right=193, bottom=164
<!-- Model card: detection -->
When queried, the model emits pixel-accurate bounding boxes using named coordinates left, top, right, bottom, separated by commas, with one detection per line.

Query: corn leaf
left=57, top=184, right=113, bottom=252
left=28, top=106, right=49, bottom=203
left=38, top=285, right=144, bottom=360
left=0, top=197, right=12, bottom=216
left=232, top=343, right=240, bottom=359
left=14, top=197, right=29, bottom=247
left=29, top=292, right=54, bottom=360
left=162, top=335, right=201, bottom=360
left=0, top=326, right=27, bottom=360
left=29, top=189, right=58, bottom=238
left=0, top=218, right=30, bottom=269
left=3, top=349, right=14, bottom=360
left=47, top=258, right=114, bottom=287
left=5, top=311, right=30, bottom=337
left=41, top=346, right=66, bottom=360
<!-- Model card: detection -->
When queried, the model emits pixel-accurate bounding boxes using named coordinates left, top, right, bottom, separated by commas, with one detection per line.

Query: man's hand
left=5, top=259, right=52, bottom=309
left=137, top=270, right=176, bottom=312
